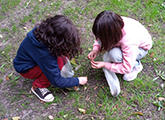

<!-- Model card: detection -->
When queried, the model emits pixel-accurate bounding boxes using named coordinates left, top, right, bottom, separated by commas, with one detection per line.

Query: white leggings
left=102, top=47, right=148, bottom=97
left=107, top=47, right=148, bottom=66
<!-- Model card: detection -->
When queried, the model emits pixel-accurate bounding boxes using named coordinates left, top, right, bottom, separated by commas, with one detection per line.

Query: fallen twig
left=76, top=114, right=105, bottom=119
left=21, top=110, right=33, bottom=119
left=60, top=89, right=67, bottom=95
left=1, top=90, right=32, bottom=95
left=10, top=98, right=27, bottom=106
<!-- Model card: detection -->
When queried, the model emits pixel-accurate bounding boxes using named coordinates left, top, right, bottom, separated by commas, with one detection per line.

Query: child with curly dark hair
left=87, top=10, right=152, bottom=96
left=13, top=15, right=88, bottom=102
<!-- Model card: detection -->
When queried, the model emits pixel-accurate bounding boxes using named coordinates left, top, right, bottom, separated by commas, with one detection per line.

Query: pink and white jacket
left=93, top=16, right=152, bottom=74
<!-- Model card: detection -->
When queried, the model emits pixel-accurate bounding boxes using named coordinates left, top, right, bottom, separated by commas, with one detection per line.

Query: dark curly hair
left=34, top=15, right=82, bottom=58
left=92, top=10, right=124, bottom=51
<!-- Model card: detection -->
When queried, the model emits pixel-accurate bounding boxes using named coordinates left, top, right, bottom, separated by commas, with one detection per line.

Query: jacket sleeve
left=104, top=44, right=139, bottom=74
left=93, top=40, right=101, bottom=51
left=37, top=55, right=79, bottom=88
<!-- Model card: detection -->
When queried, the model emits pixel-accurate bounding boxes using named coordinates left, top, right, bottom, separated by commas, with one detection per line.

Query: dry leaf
left=6, top=76, right=9, bottom=81
left=84, top=86, right=87, bottom=90
left=153, top=58, right=156, bottom=61
left=48, top=115, right=54, bottom=120
left=94, top=86, right=98, bottom=90
left=70, top=58, right=77, bottom=65
left=20, top=95, right=26, bottom=99
left=12, top=116, right=20, bottom=120
left=74, top=86, right=80, bottom=91
left=112, top=105, right=117, bottom=109
left=23, top=27, right=27, bottom=30
left=51, top=103, right=57, bottom=106
left=150, top=52, right=154, bottom=58
left=158, top=97, right=165, bottom=101
left=148, top=24, right=153, bottom=27
left=88, top=48, right=92, bottom=51
left=98, top=104, right=102, bottom=106
left=116, top=104, right=118, bottom=108
left=78, top=108, right=86, bottom=114
left=26, top=2, right=30, bottom=5
left=8, top=72, right=13, bottom=77
left=160, top=84, right=164, bottom=88
left=75, top=64, right=81, bottom=71
left=0, top=34, right=3, bottom=38
left=63, top=114, right=68, bottom=118
left=131, top=111, right=143, bottom=116
left=47, top=14, right=51, bottom=17
left=40, top=100, right=45, bottom=104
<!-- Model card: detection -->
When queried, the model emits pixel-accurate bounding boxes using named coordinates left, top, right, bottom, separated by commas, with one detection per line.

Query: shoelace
left=40, top=88, right=50, bottom=96
left=132, top=67, right=137, bottom=71
left=130, top=66, right=141, bottom=74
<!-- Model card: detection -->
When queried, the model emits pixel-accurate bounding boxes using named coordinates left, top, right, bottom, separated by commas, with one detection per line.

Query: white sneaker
left=123, top=61, right=143, bottom=81
left=31, top=86, right=54, bottom=102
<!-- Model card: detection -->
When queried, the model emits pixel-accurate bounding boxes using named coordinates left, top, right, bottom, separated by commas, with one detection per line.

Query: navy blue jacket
left=13, top=28, right=79, bottom=88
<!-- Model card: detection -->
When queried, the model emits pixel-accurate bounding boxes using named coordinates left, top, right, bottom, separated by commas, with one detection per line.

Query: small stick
left=76, top=114, right=105, bottom=119
left=60, top=89, right=67, bottom=95
left=0, top=90, right=32, bottom=95
left=10, top=98, right=27, bottom=106
left=22, top=110, right=33, bottom=119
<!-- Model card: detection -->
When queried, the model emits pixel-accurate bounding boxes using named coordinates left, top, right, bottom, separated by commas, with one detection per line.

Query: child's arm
left=93, top=40, right=101, bottom=51
left=38, top=55, right=86, bottom=88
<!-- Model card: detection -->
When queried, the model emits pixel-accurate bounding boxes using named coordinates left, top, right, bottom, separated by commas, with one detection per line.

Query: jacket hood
left=27, top=27, right=46, bottom=48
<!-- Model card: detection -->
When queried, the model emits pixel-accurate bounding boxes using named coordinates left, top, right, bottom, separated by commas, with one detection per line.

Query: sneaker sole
left=31, top=87, right=54, bottom=102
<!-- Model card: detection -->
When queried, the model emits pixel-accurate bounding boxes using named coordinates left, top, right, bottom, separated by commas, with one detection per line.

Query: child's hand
left=78, top=76, right=88, bottom=85
left=91, top=60, right=106, bottom=69
left=87, top=50, right=99, bottom=60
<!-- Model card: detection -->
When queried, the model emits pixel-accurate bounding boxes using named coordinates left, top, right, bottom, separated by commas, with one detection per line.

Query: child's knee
left=108, top=47, right=123, bottom=63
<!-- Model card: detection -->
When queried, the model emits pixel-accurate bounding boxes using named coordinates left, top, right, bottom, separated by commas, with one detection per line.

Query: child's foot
left=31, top=86, right=54, bottom=102
left=123, top=61, right=143, bottom=81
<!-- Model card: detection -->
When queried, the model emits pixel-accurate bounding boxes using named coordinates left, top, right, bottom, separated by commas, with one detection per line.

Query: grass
left=0, top=0, right=165, bottom=119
